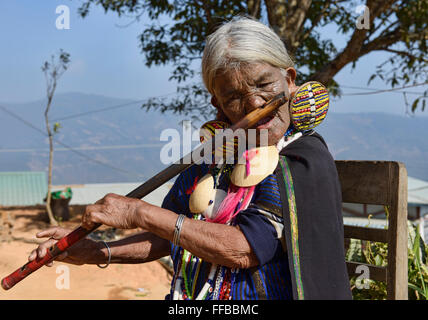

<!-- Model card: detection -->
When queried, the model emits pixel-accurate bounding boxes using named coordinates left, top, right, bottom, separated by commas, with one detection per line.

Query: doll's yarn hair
left=206, top=184, right=255, bottom=225
left=206, top=149, right=258, bottom=225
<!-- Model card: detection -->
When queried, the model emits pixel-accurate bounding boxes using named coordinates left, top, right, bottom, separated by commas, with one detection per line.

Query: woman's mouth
left=255, top=116, right=274, bottom=129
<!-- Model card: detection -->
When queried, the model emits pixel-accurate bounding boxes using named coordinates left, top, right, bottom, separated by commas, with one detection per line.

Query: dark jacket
left=275, top=131, right=352, bottom=300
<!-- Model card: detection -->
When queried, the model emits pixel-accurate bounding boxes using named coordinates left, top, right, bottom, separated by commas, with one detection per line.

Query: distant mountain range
left=0, top=92, right=427, bottom=184
left=317, top=111, right=428, bottom=182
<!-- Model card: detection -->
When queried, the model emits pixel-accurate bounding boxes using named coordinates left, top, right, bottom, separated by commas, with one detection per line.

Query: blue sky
left=0, top=0, right=177, bottom=103
left=0, top=0, right=427, bottom=117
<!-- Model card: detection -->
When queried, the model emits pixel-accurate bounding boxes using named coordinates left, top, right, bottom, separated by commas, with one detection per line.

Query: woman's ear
left=284, top=67, right=298, bottom=98
left=211, top=96, right=219, bottom=108
left=211, top=96, right=230, bottom=123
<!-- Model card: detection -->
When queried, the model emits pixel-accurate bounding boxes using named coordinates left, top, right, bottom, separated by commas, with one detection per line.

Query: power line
left=341, top=82, right=428, bottom=96
left=30, top=83, right=428, bottom=123
left=0, top=143, right=165, bottom=153
left=51, top=91, right=176, bottom=121
left=0, top=104, right=145, bottom=178
left=341, top=85, right=425, bottom=95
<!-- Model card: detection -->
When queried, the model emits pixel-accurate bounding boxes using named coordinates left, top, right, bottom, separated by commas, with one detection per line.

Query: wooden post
left=387, top=162, right=408, bottom=300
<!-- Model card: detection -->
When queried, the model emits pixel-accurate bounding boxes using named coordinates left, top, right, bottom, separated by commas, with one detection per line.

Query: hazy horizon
left=1, top=1, right=427, bottom=117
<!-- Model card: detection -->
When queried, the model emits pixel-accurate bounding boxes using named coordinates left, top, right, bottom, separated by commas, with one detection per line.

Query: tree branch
left=201, top=0, right=212, bottom=27
left=247, top=0, right=261, bottom=18
left=308, top=0, right=397, bottom=84
left=365, top=11, right=396, bottom=40
left=265, top=0, right=313, bottom=53
left=381, top=48, right=428, bottom=64
left=359, top=26, right=413, bottom=57
left=265, top=0, right=288, bottom=42
left=286, top=0, right=313, bottom=33
left=298, top=0, right=332, bottom=46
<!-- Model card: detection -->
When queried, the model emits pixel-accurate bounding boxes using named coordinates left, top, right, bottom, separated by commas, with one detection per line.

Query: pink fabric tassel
left=244, top=149, right=258, bottom=177
left=245, top=155, right=251, bottom=177
left=207, top=184, right=255, bottom=225
left=207, top=149, right=259, bottom=224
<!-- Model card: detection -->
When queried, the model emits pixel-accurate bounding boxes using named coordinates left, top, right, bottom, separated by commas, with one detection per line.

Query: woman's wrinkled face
left=211, top=62, right=297, bottom=146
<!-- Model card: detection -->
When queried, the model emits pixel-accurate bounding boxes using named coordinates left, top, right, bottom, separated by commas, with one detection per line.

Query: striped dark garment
left=162, top=164, right=293, bottom=300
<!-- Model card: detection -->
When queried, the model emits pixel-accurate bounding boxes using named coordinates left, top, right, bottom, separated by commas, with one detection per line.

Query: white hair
left=201, top=17, right=294, bottom=94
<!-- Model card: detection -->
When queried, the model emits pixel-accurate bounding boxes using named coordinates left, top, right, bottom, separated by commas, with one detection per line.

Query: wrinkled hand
left=82, top=193, right=146, bottom=230
left=28, top=227, right=102, bottom=266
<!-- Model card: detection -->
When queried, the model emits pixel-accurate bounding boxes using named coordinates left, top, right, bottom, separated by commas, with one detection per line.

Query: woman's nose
left=244, top=95, right=266, bottom=113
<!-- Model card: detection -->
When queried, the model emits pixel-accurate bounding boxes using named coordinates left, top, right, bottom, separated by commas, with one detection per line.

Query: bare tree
left=41, top=50, right=70, bottom=226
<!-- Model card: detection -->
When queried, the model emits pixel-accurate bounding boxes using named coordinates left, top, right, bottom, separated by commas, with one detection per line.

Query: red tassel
left=186, top=176, right=199, bottom=195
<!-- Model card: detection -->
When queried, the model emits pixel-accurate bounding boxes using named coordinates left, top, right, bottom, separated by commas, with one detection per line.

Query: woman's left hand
left=81, top=193, right=147, bottom=230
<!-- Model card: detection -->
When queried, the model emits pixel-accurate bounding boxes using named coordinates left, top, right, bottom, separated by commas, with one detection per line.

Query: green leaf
left=367, top=74, right=377, bottom=85
left=411, top=98, right=420, bottom=112
left=408, top=283, right=427, bottom=300
left=374, top=255, right=383, bottom=266
left=53, top=122, right=62, bottom=134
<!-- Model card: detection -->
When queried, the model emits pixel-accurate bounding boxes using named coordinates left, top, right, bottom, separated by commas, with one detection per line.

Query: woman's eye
left=226, top=95, right=240, bottom=103
left=257, top=82, right=273, bottom=88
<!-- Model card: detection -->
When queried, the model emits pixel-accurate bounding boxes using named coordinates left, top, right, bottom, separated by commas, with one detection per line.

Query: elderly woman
left=29, top=17, right=351, bottom=300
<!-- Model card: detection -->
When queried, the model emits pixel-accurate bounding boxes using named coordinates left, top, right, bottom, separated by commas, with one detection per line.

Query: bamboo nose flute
left=1, top=92, right=288, bottom=290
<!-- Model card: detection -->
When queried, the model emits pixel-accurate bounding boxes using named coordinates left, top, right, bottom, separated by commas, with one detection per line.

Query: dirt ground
left=0, top=207, right=172, bottom=300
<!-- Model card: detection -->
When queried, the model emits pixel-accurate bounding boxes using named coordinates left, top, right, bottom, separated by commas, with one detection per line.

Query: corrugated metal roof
left=408, top=176, right=428, bottom=205
left=0, top=172, right=47, bottom=206
left=53, top=182, right=173, bottom=207
left=2, top=170, right=428, bottom=209
left=343, top=217, right=387, bottom=229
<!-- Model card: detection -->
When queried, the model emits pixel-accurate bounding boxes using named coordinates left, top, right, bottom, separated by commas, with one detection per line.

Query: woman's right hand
left=28, top=227, right=105, bottom=266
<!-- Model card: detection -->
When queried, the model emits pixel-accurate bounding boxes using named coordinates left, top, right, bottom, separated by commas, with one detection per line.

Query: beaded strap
left=278, top=156, right=304, bottom=300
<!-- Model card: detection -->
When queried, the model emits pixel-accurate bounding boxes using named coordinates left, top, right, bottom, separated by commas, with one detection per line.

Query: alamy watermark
left=159, top=120, right=270, bottom=172
left=56, top=5, right=70, bottom=30
left=55, top=264, right=70, bottom=290
left=356, top=5, right=370, bottom=30
left=355, top=265, right=370, bottom=289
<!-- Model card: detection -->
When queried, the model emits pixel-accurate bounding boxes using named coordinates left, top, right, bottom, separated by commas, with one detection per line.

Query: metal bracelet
left=173, top=214, right=186, bottom=246
left=97, top=240, right=111, bottom=269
